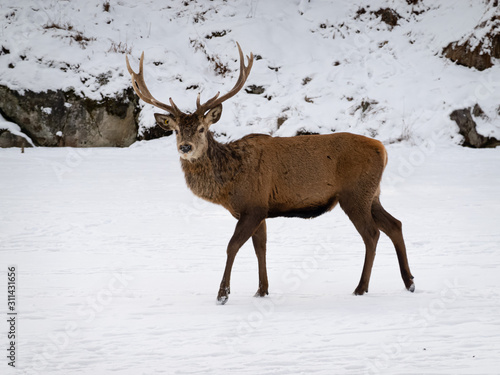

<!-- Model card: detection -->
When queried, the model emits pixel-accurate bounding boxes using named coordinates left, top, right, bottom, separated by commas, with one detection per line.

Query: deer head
left=126, top=43, right=254, bottom=161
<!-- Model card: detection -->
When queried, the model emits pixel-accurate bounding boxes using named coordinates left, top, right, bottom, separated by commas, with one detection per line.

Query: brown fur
left=175, top=126, right=414, bottom=303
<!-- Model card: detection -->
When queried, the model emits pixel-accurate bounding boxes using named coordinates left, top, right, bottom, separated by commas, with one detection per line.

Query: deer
left=126, top=42, right=415, bottom=305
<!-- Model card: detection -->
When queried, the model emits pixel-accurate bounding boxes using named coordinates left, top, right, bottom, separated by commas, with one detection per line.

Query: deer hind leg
left=371, top=197, right=415, bottom=292
left=340, top=195, right=380, bottom=295
left=217, top=212, right=265, bottom=305
left=252, top=220, right=269, bottom=297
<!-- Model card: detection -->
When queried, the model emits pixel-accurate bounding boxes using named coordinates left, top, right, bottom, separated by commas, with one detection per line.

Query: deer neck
left=180, top=132, right=242, bottom=204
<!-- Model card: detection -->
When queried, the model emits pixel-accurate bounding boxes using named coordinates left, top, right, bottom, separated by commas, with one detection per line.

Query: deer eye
left=198, top=127, right=205, bottom=133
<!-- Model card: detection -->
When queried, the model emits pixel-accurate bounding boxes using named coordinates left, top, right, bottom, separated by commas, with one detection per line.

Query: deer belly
left=267, top=194, right=339, bottom=219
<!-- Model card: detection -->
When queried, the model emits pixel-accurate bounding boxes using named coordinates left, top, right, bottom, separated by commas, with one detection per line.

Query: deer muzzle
left=179, top=144, right=193, bottom=154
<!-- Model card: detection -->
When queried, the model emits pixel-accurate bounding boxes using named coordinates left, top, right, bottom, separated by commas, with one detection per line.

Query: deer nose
left=179, top=144, right=192, bottom=154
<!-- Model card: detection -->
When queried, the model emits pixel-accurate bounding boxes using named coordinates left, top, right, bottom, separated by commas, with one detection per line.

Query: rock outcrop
left=450, top=105, right=500, bottom=148
left=0, top=128, right=32, bottom=148
left=0, top=85, right=139, bottom=147
left=443, top=4, right=500, bottom=71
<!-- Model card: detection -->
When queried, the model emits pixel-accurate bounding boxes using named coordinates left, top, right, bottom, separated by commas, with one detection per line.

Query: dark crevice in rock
left=139, top=124, right=172, bottom=141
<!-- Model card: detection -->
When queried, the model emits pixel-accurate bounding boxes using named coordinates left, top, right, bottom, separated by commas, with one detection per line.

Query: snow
left=1, top=0, right=500, bottom=373
left=0, top=113, right=34, bottom=146
left=1, top=140, right=500, bottom=374
left=1, top=0, right=499, bottom=142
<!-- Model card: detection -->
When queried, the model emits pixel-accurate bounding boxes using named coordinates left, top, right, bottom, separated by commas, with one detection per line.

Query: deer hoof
left=254, top=289, right=269, bottom=297
left=408, top=283, right=415, bottom=293
left=216, top=295, right=229, bottom=305
left=216, top=287, right=230, bottom=305
left=353, top=287, right=368, bottom=295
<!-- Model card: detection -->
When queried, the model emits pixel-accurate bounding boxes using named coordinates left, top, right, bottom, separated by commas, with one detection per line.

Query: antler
left=195, top=42, right=254, bottom=115
left=125, top=52, right=183, bottom=116
left=126, top=43, right=253, bottom=116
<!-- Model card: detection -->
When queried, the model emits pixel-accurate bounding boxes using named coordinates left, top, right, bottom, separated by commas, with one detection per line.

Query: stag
left=126, top=43, right=415, bottom=304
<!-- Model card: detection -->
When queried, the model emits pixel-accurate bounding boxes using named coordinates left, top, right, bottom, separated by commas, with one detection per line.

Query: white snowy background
left=1, top=0, right=500, bottom=374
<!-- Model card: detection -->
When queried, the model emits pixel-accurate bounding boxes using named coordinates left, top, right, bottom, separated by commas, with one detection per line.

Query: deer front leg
left=252, top=220, right=269, bottom=297
left=217, top=213, right=265, bottom=305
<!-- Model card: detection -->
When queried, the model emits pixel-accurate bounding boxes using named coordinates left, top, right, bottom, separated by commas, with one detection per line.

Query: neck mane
left=180, top=132, right=243, bottom=204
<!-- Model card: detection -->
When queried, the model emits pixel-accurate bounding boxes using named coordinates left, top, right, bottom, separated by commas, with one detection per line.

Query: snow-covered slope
left=1, top=0, right=499, bottom=143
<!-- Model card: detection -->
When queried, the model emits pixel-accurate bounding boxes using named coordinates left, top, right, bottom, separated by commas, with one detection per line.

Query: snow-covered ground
left=1, top=139, right=500, bottom=374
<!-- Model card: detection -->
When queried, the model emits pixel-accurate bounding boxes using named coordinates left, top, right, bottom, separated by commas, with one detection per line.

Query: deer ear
left=203, top=104, right=223, bottom=126
left=154, top=113, right=178, bottom=131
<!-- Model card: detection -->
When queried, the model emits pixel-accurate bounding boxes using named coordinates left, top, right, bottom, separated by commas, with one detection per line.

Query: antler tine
left=196, top=42, right=254, bottom=115
left=196, top=91, right=220, bottom=109
left=126, top=52, right=182, bottom=116
left=168, top=97, right=182, bottom=115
